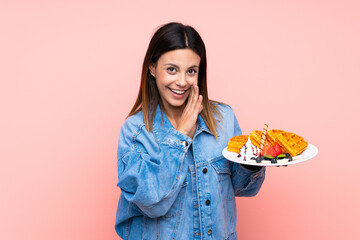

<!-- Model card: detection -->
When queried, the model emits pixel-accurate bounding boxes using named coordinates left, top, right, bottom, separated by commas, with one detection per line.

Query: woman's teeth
left=169, top=88, right=185, bottom=94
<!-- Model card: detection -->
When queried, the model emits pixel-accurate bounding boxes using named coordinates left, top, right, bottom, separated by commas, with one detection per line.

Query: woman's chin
left=164, top=100, right=186, bottom=110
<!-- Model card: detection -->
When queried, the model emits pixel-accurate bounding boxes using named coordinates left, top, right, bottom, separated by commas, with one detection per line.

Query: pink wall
left=1, top=0, right=359, bottom=239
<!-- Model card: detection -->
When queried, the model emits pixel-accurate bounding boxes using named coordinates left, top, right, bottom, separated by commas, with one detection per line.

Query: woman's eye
left=188, top=69, right=197, bottom=74
left=167, top=67, right=176, bottom=73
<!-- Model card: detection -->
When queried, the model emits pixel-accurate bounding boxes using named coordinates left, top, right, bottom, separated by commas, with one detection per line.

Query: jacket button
left=207, top=229, right=212, bottom=235
left=181, top=141, right=188, bottom=147
left=205, top=199, right=210, bottom=205
left=202, top=168, right=207, bottom=174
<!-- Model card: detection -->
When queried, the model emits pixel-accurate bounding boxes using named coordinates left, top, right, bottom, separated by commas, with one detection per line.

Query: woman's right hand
left=176, top=82, right=203, bottom=139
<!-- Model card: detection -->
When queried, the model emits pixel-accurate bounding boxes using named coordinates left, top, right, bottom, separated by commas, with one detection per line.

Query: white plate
left=222, top=143, right=318, bottom=167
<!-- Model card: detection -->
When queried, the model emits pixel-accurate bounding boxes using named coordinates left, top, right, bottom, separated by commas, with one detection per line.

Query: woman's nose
left=176, top=74, right=188, bottom=87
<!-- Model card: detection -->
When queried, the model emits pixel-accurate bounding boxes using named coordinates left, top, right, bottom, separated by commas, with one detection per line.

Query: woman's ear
left=149, top=63, right=155, bottom=77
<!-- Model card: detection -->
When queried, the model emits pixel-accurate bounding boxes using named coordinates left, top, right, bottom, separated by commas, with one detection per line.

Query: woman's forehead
left=158, top=49, right=201, bottom=66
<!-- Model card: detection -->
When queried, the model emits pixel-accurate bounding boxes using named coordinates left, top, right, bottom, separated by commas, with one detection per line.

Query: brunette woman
left=115, top=22, right=265, bottom=240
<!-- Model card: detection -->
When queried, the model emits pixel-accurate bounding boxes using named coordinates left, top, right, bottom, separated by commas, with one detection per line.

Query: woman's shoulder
left=210, top=101, right=240, bottom=136
left=121, top=110, right=145, bottom=133
left=210, top=100, right=236, bottom=117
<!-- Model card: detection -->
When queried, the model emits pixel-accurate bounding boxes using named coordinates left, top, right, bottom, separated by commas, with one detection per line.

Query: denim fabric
left=115, top=103, right=266, bottom=240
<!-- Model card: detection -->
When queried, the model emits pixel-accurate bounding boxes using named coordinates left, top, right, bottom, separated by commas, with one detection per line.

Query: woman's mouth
left=168, top=88, right=186, bottom=95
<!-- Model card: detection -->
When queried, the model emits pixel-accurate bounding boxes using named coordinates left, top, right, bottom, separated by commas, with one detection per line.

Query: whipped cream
left=237, top=137, right=260, bottom=162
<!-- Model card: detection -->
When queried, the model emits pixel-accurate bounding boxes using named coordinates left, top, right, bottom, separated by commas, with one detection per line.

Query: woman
left=115, top=22, right=266, bottom=240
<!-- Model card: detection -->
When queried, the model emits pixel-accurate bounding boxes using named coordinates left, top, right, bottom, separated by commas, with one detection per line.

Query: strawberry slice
left=261, top=143, right=272, bottom=156
left=267, top=146, right=278, bottom=157
left=274, top=143, right=282, bottom=156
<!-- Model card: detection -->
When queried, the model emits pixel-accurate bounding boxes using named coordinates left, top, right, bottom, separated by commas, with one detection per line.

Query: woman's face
left=149, top=48, right=201, bottom=114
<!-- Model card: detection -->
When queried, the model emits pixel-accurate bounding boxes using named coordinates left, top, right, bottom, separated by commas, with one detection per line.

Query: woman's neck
left=162, top=105, right=185, bottom=129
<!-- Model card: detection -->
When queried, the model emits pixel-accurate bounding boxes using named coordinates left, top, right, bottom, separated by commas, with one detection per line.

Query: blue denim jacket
left=115, top=103, right=266, bottom=240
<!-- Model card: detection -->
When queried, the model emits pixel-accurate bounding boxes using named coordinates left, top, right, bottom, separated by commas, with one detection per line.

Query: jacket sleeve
left=116, top=118, right=192, bottom=218
left=228, top=108, right=266, bottom=197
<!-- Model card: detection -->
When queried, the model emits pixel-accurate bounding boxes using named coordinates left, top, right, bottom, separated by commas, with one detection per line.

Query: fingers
left=191, top=82, right=198, bottom=106
left=185, top=82, right=198, bottom=111
left=190, top=83, right=203, bottom=114
left=185, top=83, right=195, bottom=110
left=192, top=82, right=203, bottom=113
left=196, top=95, right=203, bottom=114
left=176, top=82, right=202, bottom=138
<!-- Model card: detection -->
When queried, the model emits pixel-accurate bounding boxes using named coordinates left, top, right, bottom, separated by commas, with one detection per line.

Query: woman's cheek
left=157, top=70, right=166, bottom=79
left=188, top=76, right=198, bottom=85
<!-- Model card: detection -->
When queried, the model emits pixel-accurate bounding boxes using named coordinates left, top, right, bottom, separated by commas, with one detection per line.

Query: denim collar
left=152, top=105, right=218, bottom=142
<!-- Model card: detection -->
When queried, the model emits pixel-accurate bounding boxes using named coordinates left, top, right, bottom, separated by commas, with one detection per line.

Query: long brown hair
left=128, top=22, right=224, bottom=139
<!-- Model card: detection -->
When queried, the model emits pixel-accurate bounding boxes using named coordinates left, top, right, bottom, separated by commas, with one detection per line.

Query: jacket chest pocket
left=211, top=157, right=235, bottom=201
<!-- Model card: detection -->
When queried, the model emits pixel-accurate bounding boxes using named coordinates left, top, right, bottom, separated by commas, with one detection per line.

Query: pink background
left=1, top=0, right=359, bottom=239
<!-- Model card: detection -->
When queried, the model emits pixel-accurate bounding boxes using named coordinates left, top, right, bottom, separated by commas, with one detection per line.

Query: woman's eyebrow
left=164, top=63, right=199, bottom=68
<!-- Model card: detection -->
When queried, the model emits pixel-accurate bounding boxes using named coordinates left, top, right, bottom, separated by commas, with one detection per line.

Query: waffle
left=276, top=131, right=308, bottom=157
left=267, top=129, right=285, bottom=145
left=249, top=130, right=262, bottom=148
left=250, top=130, right=271, bottom=148
left=227, top=135, right=249, bottom=153
left=267, top=129, right=287, bottom=152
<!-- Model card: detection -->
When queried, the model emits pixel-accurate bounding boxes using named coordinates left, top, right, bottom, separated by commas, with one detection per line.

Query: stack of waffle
left=228, top=128, right=308, bottom=157
left=249, top=129, right=308, bottom=157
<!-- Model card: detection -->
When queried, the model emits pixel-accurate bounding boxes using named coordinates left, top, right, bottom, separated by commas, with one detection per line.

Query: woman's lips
left=168, top=87, right=186, bottom=94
